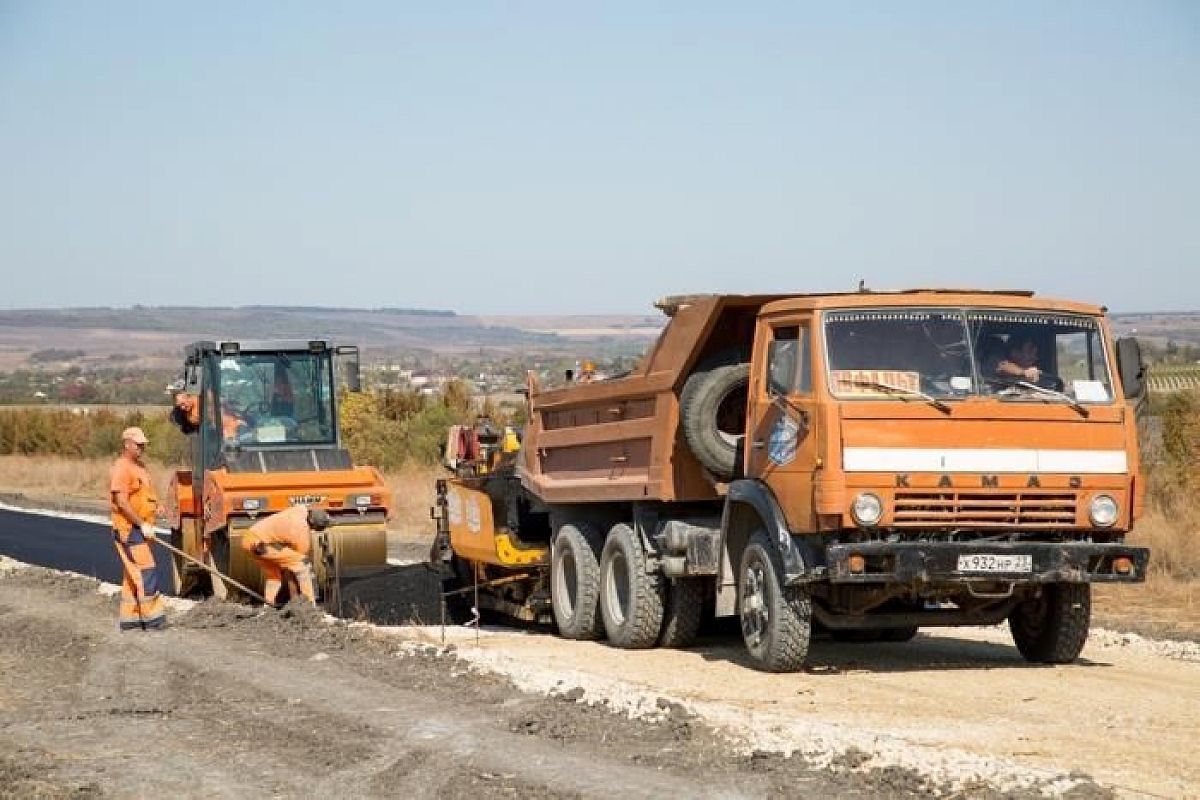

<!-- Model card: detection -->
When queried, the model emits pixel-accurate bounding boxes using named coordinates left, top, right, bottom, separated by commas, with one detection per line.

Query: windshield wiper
left=1011, top=380, right=1089, bottom=418
left=845, top=379, right=951, bottom=414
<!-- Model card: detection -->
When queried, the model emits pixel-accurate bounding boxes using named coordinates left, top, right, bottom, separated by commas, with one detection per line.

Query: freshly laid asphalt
left=0, top=508, right=176, bottom=593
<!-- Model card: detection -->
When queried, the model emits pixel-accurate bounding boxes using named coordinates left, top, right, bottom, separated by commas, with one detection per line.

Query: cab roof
left=746, top=289, right=1106, bottom=317
left=185, top=339, right=338, bottom=359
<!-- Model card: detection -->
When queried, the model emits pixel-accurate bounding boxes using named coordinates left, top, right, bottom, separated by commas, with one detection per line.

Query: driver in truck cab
left=992, top=336, right=1042, bottom=383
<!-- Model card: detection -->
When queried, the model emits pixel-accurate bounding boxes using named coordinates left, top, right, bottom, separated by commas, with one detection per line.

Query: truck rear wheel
left=739, top=530, right=811, bottom=672
left=658, top=577, right=705, bottom=648
left=1008, top=583, right=1091, bottom=664
left=599, top=523, right=665, bottom=649
left=551, top=522, right=605, bottom=640
left=680, top=351, right=750, bottom=480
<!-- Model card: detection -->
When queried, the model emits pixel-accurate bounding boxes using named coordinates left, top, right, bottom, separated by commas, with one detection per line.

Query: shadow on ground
left=325, top=572, right=1110, bottom=674
left=693, top=617, right=1110, bottom=673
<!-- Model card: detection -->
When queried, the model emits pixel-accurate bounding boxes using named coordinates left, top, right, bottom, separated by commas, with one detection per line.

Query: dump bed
left=519, top=294, right=783, bottom=504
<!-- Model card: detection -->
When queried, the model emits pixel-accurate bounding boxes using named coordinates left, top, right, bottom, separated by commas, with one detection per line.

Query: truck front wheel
left=551, top=522, right=605, bottom=640
left=599, top=523, right=665, bottom=649
left=739, top=531, right=811, bottom=672
left=1008, top=583, right=1091, bottom=664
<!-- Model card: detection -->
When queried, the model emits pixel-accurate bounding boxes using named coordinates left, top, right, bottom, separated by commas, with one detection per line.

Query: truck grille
left=893, top=492, right=1077, bottom=528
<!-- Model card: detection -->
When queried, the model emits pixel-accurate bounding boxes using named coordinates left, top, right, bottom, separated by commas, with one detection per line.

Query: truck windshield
left=824, top=308, right=1114, bottom=403
left=216, top=352, right=336, bottom=445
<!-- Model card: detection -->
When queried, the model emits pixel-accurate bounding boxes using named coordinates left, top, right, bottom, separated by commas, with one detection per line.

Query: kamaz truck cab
left=164, top=339, right=391, bottom=601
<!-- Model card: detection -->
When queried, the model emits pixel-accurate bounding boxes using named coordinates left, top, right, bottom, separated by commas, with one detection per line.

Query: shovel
left=154, top=537, right=273, bottom=606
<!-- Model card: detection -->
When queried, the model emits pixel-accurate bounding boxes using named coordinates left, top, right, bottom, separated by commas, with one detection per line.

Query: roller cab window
left=216, top=352, right=336, bottom=446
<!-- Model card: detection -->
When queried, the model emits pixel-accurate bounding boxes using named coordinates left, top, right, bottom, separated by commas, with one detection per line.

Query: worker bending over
left=109, top=426, right=166, bottom=631
left=241, top=505, right=330, bottom=605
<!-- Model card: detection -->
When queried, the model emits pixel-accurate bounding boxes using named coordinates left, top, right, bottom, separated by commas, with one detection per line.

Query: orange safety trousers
left=245, top=542, right=315, bottom=605
left=113, top=528, right=166, bottom=631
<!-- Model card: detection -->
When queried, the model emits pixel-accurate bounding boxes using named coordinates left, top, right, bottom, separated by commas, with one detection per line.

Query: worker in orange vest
left=109, top=426, right=166, bottom=631
left=167, top=380, right=200, bottom=434
left=241, top=505, right=330, bottom=605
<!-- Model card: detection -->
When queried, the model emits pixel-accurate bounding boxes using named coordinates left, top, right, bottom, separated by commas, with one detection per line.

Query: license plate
left=957, top=554, right=1033, bottom=573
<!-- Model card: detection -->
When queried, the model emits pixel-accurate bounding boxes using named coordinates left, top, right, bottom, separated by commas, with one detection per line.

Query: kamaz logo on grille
left=289, top=495, right=326, bottom=506
left=894, top=474, right=1083, bottom=488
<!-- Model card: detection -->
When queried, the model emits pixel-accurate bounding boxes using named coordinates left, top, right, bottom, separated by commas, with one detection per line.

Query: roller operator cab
left=431, top=291, right=1149, bottom=672
left=163, top=339, right=391, bottom=602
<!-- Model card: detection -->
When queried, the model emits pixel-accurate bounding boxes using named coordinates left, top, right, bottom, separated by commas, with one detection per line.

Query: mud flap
left=722, top=480, right=813, bottom=585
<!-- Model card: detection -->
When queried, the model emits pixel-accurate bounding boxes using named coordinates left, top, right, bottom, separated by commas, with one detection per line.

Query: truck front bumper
left=823, top=541, right=1149, bottom=585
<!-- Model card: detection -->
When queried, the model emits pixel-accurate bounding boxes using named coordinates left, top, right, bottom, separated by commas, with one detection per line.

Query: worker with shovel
left=241, top=504, right=330, bottom=605
left=109, top=426, right=167, bottom=631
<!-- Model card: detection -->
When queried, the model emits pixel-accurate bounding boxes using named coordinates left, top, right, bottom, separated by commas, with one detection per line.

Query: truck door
left=746, top=318, right=820, bottom=533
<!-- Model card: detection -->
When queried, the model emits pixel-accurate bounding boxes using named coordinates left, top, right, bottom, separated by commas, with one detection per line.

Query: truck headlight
left=348, top=494, right=373, bottom=508
left=1089, top=495, right=1118, bottom=527
left=851, top=493, right=883, bottom=527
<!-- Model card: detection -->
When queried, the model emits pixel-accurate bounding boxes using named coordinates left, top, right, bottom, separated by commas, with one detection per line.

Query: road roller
left=162, top=338, right=391, bottom=603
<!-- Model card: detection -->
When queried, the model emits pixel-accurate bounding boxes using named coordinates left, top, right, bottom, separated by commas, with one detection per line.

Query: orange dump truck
left=432, top=291, right=1149, bottom=672
left=163, top=339, right=391, bottom=601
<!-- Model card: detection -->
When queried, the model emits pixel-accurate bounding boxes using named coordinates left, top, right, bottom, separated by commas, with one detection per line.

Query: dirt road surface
left=342, top=552, right=1199, bottom=798
left=1, top=561, right=976, bottom=800
left=1, top=504, right=1197, bottom=797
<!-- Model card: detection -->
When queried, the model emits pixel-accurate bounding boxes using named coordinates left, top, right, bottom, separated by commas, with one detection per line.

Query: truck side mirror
left=1115, top=337, right=1144, bottom=399
left=336, top=346, right=362, bottom=392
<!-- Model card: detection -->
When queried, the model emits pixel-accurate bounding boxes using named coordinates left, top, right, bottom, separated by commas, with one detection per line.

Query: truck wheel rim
left=741, top=562, right=768, bottom=649
left=556, top=549, right=578, bottom=618
left=605, top=551, right=630, bottom=627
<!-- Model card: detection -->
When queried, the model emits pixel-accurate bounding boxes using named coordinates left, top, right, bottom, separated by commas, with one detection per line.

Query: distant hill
left=1110, top=311, right=1200, bottom=347
left=0, top=306, right=663, bottom=370
left=0, top=305, right=1194, bottom=372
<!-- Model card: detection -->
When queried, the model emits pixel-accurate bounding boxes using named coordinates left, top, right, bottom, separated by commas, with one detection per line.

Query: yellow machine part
left=226, top=521, right=388, bottom=595
left=446, top=483, right=547, bottom=568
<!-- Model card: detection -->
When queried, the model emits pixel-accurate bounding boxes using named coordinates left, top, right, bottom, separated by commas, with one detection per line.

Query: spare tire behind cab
left=680, top=350, right=751, bottom=481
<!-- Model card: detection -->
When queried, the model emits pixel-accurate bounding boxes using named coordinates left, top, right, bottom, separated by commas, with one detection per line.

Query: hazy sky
left=1, top=2, right=1197, bottom=314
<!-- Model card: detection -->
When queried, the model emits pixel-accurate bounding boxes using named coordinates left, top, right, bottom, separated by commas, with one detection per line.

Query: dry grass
left=384, top=464, right=441, bottom=535
left=1095, top=574, right=1200, bottom=640
left=1092, top=504, right=1200, bottom=639
left=1127, top=506, right=1200, bottom=580
left=0, top=454, right=174, bottom=509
